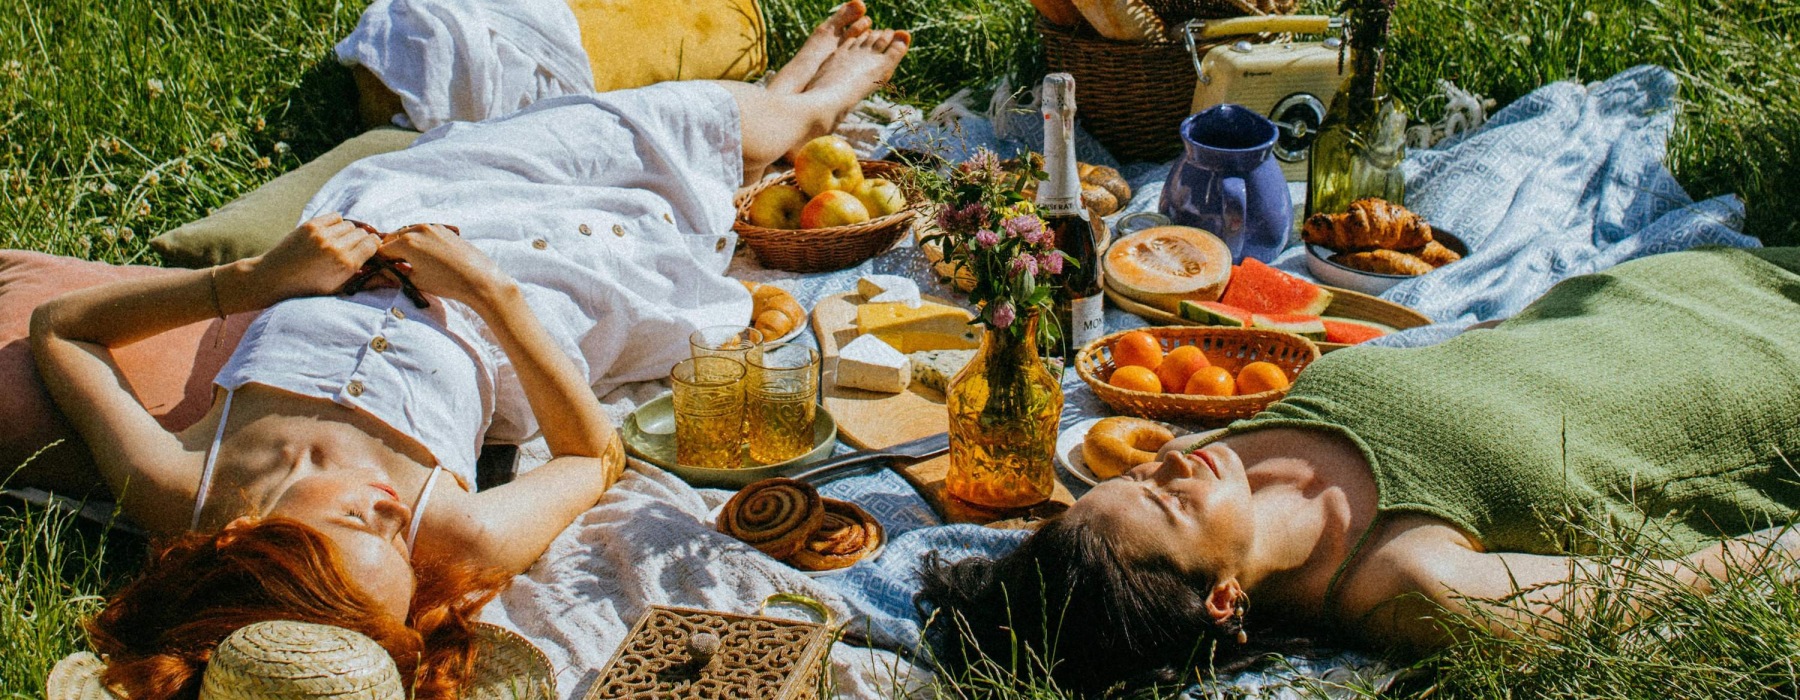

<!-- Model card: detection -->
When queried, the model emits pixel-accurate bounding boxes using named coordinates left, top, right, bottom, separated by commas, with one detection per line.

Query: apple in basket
left=747, top=184, right=808, bottom=229
left=793, top=134, right=864, bottom=198
left=800, top=190, right=871, bottom=229
left=854, top=178, right=906, bottom=218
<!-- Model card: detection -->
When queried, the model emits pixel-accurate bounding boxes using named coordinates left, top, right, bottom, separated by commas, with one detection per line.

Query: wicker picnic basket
left=1076, top=326, right=1318, bottom=422
left=733, top=161, right=918, bottom=273
left=1037, top=0, right=1296, bottom=162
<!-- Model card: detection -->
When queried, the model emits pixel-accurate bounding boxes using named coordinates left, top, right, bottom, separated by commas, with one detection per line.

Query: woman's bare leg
left=764, top=1, right=871, bottom=94
left=718, top=28, right=909, bottom=182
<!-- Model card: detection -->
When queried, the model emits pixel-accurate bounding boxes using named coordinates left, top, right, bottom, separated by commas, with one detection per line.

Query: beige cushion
left=149, top=128, right=419, bottom=268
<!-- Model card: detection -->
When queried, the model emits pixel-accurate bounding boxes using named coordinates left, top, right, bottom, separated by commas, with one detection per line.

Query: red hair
left=86, top=518, right=509, bottom=700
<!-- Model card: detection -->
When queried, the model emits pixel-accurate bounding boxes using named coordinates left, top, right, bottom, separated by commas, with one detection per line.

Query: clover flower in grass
left=253, top=157, right=272, bottom=170
left=1039, top=252, right=1064, bottom=275
left=145, top=79, right=164, bottom=99
left=990, top=300, right=1016, bottom=330
left=98, top=181, right=117, bottom=197
left=207, top=133, right=228, bottom=152
left=974, top=229, right=1000, bottom=249
left=134, top=202, right=151, bottom=218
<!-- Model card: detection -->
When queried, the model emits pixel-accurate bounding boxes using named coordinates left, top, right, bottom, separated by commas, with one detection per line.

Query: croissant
left=1412, top=240, right=1462, bottom=268
left=1303, top=198, right=1433, bottom=252
left=1331, top=249, right=1434, bottom=276
left=716, top=478, right=825, bottom=560
left=741, top=281, right=804, bottom=340
left=788, top=499, right=885, bottom=571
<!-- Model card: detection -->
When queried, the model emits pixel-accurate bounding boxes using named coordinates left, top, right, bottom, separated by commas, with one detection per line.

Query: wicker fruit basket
left=1076, top=326, right=1319, bottom=422
left=733, top=161, right=918, bottom=273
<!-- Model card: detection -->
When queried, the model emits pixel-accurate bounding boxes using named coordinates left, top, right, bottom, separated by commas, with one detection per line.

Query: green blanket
left=1234, top=247, right=1800, bottom=555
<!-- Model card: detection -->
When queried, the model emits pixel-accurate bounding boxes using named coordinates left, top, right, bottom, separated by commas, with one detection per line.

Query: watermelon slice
left=1322, top=317, right=1396, bottom=345
left=1220, top=258, right=1334, bottom=315
left=1178, top=300, right=1254, bottom=327
left=1250, top=313, right=1326, bottom=341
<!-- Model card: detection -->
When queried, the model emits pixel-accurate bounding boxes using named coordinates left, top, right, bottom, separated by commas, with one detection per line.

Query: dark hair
left=917, top=514, right=1280, bottom=696
left=87, top=518, right=508, bottom=700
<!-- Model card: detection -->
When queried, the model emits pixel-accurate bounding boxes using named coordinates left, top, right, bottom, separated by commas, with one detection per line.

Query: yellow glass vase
left=945, top=313, right=1063, bottom=510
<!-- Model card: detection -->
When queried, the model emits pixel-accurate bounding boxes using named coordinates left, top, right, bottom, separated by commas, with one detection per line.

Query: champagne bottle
left=1305, top=0, right=1407, bottom=217
left=1037, top=73, right=1106, bottom=364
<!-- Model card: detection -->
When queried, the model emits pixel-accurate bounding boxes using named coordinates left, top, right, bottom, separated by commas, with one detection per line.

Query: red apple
left=747, top=184, right=808, bottom=229
left=854, top=178, right=906, bottom=218
left=800, top=190, right=871, bottom=229
left=792, top=135, right=863, bottom=198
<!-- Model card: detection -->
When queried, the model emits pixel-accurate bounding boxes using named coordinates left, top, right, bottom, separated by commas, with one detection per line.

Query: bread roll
left=1030, top=0, right=1085, bottom=27
left=1071, top=0, right=1166, bottom=41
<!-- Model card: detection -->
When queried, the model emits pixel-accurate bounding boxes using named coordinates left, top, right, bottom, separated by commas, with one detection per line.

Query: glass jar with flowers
left=917, top=150, right=1066, bottom=511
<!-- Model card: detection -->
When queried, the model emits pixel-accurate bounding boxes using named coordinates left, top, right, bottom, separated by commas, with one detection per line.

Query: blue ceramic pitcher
left=1158, top=104, right=1292, bottom=263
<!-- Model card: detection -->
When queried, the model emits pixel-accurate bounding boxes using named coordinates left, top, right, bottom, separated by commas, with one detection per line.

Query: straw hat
left=47, top=621, right=555, bottom=700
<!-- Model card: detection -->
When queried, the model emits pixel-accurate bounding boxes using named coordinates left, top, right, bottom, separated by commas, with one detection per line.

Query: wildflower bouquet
left=915, top=150, right=1067, bottom=345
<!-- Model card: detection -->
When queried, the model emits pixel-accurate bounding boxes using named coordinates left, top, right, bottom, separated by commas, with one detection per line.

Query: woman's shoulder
left=1331, top=513, right=1483, bottom=626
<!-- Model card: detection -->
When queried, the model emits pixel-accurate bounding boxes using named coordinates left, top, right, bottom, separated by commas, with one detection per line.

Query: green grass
left=3, top=0, right=1799, bottom=696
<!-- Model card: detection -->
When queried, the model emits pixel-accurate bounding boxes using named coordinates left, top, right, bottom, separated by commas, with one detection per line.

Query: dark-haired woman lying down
left=921, top=246, right=1800, bottom=693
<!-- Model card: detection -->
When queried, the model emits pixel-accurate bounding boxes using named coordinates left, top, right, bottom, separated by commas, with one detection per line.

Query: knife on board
left=790, top=432, right=949, bottom=485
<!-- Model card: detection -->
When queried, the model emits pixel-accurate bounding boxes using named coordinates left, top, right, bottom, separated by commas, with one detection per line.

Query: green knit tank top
left=1232, top=248, right=1800, bottom=565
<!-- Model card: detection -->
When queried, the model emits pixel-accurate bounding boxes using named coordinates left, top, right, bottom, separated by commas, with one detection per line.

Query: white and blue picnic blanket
left=736, top=64, right=1757, bottom=696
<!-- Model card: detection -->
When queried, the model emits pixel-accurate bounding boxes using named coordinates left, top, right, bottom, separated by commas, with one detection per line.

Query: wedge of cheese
left=855, top=274, right=922, bottom=307
left=909, top=349, right=975, bottom=393
left=855, top=301, right=980, bottom=354
left=836, top=335, right=911, bottom=394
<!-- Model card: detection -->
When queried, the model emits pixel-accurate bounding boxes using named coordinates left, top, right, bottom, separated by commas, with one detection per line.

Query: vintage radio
left=1186, top=15, right=1348, bottom=181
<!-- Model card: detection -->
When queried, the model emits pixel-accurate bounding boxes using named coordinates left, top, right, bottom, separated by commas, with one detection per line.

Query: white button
left=346, top=380, right=365, bottom=397
left=370, top=336, right=389, bottom=353
left=714, top=238, right=727, bottom=252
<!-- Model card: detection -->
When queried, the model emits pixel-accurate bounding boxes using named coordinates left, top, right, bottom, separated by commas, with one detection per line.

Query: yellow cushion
left=566, top=0, right=767, bottom=93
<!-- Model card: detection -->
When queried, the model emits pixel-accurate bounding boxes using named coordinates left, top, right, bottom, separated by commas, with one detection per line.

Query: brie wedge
left=836, top=335, right=912, bottom=394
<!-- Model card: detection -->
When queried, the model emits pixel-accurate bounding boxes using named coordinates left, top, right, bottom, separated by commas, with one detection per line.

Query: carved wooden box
left=585, top=606, right=833, bottom=699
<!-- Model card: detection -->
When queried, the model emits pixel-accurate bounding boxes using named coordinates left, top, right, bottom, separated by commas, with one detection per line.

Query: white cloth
left=335, top=0, right=593, bottom=132
left=214, top=292, right=493, bottom=485
left=302, top=81, right=751, bottom=441
left=477, top=464, right=928, bottom=699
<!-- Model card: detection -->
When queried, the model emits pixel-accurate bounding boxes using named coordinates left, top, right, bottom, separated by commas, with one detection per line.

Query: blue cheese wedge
left=855, top=274, right=922, bottom=307
left=836, top=334, right=912, bottom=394
left=908, top=349, right=975, bottom=393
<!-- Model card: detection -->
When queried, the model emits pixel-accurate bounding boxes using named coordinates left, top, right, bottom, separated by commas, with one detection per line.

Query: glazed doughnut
left=716, top=478, right=825, bottom=560
left=788, top=499, right=884, bottom=572
left=1082, top=417, right=1175, bottom=479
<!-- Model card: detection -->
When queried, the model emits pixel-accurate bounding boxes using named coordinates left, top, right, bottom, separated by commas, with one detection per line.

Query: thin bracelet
left=207, top=266, right=226, bottom=319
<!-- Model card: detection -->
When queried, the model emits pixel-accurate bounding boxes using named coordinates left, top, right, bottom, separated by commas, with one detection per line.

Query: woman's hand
left=377, top=223, right=513, bottom=310
left=249, top=213, right=381, bottom=304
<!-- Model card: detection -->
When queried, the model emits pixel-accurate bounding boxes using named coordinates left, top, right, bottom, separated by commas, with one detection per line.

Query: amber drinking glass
left=690, top=325, right=765, bottom=368
left=745, top=343, right=819, bottom=464
left=670, top=356, right=747, bottom=469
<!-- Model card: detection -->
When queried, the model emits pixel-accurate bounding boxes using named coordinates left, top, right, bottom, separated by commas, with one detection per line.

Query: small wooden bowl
left=733, top=161, right=919, bottom=273
left=1076, top=327, right=1319, bottom=423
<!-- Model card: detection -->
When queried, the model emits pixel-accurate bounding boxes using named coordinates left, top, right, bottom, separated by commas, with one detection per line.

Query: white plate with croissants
left=1058, top=417, right=1224, bottom=486
left=711, top=477, right=885, bottom=575
left=742, top=280, right=807, bottom=344
left=1300, top=198, right=1469, bottom=295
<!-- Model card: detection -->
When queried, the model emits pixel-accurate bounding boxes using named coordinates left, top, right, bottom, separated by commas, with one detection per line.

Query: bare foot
left=765, top=1, right=871, bottom=94
left=802, top=28, right=909, bottom=111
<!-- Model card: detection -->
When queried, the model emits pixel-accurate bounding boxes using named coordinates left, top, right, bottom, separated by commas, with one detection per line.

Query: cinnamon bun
left=715, top=478, right=825, bottom=560
left=788, top=499, right=884, bottom=572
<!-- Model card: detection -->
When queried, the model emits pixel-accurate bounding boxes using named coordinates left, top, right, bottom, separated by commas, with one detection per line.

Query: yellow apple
left=854, top=178, right=906, bottom=218
left=792, top=135, right=863, bottom=197
left=747, top=184, right=808, bottom=229
left=799, top=190, right=871, bottom=229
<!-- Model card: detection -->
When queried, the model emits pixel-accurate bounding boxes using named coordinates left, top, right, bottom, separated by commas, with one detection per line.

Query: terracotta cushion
left=0, top=251, right=251, bottom=483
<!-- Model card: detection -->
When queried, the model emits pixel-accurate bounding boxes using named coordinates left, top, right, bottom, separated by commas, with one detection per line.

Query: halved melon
left=1105, top=226, right=1232, bottom=313
left=1178, top=300, right=1254, bottom=327
left=1250, top=313, right=1326, bottom=341
left=1220, top=258, right=1333, bottom=316
left=1322, top=317, right=1397, bottom=345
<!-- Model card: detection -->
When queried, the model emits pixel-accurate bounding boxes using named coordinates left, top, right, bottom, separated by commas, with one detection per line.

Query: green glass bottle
left=1306, top=0, right=1407, bottom=218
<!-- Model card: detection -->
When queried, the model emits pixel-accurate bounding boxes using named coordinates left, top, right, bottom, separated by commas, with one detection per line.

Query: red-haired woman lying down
left=27, top=4, right=908, bottom=697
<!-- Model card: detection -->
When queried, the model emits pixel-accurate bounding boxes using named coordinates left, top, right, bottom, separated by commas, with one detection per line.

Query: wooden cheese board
left=811, top=291, right=1076, bottom=525
left=1103, top=278, right=1432, bottom=352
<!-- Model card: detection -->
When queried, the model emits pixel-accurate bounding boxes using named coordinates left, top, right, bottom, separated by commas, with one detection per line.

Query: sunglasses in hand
left=338, top=220, right=461, bottom=308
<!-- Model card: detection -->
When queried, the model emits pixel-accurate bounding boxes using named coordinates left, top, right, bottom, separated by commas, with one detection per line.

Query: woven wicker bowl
left=733, top=161, right=918, bottom=272
left=1076, top=326, right=1319, bottom=422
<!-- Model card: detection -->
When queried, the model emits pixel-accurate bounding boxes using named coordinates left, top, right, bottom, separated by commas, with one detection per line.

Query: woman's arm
left=376, top=225, right=623, bottom=573
left=1357, top=524, right=1800, bottom=649
left=29, top=214, right=378, bottom=532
